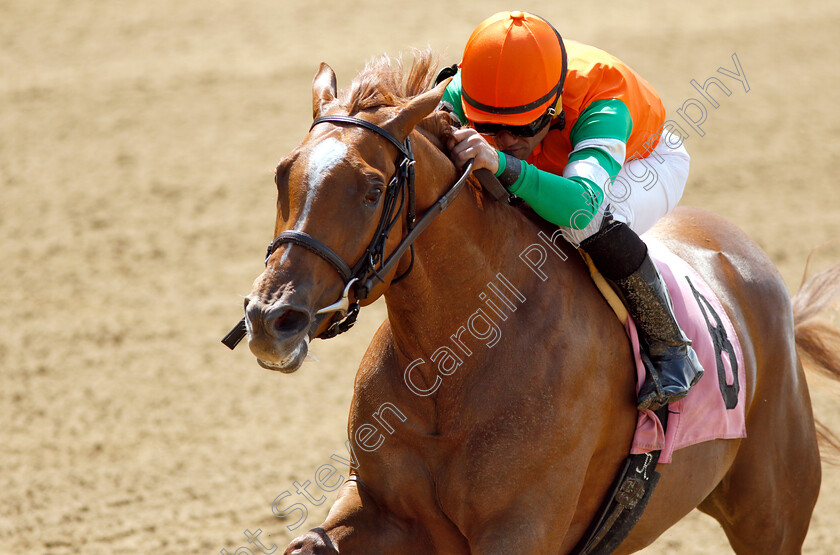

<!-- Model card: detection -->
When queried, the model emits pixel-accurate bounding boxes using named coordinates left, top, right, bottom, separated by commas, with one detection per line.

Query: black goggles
left=472, top=107, right=556, bottom=138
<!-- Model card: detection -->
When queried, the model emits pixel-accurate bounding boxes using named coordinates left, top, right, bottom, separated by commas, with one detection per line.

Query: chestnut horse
left=240, top=52, right=840, bottom=554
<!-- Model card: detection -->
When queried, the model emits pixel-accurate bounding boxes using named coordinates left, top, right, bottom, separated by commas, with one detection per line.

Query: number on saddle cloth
left=685, top=276, right=740, bottom=409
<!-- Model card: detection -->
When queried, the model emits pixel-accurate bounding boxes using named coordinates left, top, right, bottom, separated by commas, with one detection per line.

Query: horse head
left=244, top=54, right=452, bottom=373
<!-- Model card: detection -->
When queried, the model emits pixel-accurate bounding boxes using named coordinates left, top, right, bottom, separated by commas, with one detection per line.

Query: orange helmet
left=460, top=11, right=567, bottom=127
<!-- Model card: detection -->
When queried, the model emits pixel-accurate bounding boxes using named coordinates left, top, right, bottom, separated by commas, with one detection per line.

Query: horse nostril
left=245, top=298, right=311, bottom=338
left=267, top=306, right=310, bottom=337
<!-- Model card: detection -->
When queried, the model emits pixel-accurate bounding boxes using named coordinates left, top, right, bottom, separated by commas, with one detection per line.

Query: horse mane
left=338, top=49, right=460, bottom=170
left=340, top=49, right=440, bottom=114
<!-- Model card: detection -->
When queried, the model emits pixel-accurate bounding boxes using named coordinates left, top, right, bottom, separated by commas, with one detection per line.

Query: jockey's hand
left=447, top=127, right=499, bottom=174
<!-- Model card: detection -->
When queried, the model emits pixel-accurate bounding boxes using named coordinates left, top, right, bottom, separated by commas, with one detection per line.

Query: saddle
left=571, top=239, right=746, bottom=554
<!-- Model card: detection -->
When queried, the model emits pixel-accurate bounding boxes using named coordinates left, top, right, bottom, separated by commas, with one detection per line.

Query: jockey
left=443, top=11, right=704, bottom=411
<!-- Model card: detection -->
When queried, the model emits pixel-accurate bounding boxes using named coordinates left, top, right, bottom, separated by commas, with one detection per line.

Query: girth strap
left=571, top=406, right=669, bottom=555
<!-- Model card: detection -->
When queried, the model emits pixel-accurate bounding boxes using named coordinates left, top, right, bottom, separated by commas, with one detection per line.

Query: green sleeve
left=441, top=71, right=467, bottom=126
left=569, top=98, right=633, bottom=144
left=566, top=98, right=632, bottom=182
left=497, top=157, right=604, bottom=230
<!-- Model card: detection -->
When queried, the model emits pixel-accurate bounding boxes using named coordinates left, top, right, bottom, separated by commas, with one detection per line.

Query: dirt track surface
left=3, top=1, right=839, bottom=553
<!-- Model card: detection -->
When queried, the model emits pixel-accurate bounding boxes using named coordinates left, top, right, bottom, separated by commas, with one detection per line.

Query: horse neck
left=382, top=129, right=591, bottom=380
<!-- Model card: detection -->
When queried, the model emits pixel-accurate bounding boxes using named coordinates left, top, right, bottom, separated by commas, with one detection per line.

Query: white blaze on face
left=282, top=137, right=348, bottom=264
left=302, top=137, right=347, bottom=221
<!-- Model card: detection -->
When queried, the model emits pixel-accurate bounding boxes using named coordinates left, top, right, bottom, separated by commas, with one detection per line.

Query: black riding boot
left=580, top=220, right=704, bottom=411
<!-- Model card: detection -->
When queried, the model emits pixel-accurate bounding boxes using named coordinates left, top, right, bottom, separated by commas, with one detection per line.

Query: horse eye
left=364, top=187, right=383, bottom=205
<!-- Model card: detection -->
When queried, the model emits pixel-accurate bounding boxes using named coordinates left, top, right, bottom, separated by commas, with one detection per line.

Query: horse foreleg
left=284, top=476, right=432, bottom=555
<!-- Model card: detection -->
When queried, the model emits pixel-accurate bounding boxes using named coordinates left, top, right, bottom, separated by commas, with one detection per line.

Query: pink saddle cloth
left=629, top=239, right=746, bottom=463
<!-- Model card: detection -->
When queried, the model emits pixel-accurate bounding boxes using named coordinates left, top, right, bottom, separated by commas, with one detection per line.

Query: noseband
left=222, top=114, right=475, bottom=349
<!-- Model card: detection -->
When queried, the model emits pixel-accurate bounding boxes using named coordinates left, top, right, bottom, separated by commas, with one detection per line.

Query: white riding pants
left=561, top=128, right=691, bottom=245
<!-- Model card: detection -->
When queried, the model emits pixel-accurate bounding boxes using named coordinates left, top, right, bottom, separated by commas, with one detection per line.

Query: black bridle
left=222, top=115, right=475, bottom=350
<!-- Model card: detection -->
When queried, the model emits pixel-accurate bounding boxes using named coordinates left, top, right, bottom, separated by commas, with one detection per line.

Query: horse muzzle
left=244, top=298, right=313, bottom=373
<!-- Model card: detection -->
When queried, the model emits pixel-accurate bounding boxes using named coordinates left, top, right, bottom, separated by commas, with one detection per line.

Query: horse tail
left=792, top=262, right=840, bottom=460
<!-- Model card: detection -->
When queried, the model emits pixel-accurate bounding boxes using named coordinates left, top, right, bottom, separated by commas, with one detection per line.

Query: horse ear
left=312, top=63, right=337, bottom=119
left=388, top=78, right=450, bottom=139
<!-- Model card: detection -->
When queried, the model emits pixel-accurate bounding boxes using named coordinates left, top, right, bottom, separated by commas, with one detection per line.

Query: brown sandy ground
left=1, top=1, right=838, bottom=553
